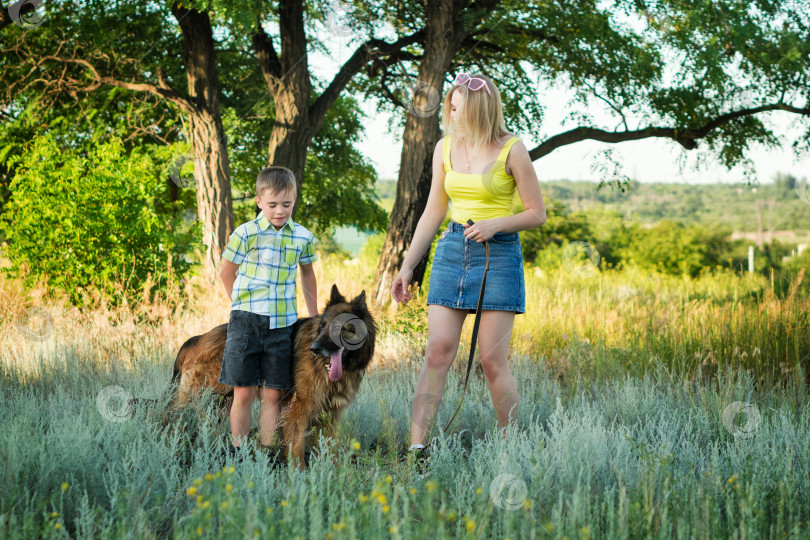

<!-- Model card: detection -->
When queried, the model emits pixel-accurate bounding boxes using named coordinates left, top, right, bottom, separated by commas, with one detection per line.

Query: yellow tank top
left=443, top=134, right=520, bottom=223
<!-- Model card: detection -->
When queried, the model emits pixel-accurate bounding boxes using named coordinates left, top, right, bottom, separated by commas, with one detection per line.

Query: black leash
left=438, top=219, right=490, bottom=434
left=400, top=219, right=490, bottom=462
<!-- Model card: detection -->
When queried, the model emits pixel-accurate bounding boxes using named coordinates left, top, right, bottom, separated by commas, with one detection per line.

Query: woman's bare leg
left=410, top=305, right=467, bottom=446
left=477, top=310, right=518, bottom=433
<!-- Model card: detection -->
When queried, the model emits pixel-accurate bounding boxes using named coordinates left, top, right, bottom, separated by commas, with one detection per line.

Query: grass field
left=1, top=243, right=809, bottom=538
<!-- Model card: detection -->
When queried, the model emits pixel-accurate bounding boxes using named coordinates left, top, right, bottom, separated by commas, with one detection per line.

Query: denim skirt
left=426, top=220, right=525, bottom=313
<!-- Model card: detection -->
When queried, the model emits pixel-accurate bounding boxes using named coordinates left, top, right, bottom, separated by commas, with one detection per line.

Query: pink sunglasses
left=453, top=72, right=492, bottom=95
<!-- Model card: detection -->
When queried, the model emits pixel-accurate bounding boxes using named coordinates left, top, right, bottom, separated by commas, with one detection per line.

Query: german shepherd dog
left=168, top=285, right=376, bottom=468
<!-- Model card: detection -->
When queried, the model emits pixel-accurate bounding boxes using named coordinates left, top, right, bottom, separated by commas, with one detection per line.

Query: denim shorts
left=426, top=220, right=525, bottom=313
left=218, top=310, right=294, bottom=389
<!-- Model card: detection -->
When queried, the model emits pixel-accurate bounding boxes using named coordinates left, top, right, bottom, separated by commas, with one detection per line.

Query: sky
left=355, top=87, right=810, bottom=185
left=312, top=10, right=810, bottom=186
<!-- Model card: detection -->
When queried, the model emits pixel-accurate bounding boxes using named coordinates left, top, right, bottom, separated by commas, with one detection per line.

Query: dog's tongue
left=329, top=348, right=344, bottom=382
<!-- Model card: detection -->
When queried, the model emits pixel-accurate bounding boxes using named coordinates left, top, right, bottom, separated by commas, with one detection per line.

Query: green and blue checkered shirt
left=222, top=215, right=318, bottom=328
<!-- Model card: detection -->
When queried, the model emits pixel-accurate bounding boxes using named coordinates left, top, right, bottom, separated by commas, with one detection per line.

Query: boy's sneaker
left=407, top=444, right=430, bottom=477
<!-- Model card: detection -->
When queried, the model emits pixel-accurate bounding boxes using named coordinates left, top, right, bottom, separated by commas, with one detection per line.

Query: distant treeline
left=376, top=174, right=810, bottom=233
left=376, top=174, right=810, bottom=293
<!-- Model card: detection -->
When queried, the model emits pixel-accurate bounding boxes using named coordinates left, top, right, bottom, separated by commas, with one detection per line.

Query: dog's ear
left=350, top=290, right=368, bottom=312
left=329, top=284, right=347, bottom=306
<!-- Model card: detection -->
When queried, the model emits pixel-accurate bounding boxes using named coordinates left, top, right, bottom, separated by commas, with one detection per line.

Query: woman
left=391, top=73, right=547, bottom=458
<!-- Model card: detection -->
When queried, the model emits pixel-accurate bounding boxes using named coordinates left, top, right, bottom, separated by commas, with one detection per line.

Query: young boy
left=218, top=166, right=318, bottom=458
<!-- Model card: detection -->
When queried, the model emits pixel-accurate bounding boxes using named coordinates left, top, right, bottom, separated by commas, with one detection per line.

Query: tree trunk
left=253, top=1, right=425, bottom=221
left=172, top=3, right=234, bottom=281
left=254, top=0, right=312, bottom=216
left=371, top=0, right=486, bottom=309
left=266, top=91, right=311, bottom=210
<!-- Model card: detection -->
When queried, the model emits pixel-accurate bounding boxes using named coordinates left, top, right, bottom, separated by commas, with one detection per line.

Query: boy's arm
left=220, top=259, right=239, bottom=300
left=299, top=262, right=318, bottom=317
left=220, top=225, right=247, bottom=303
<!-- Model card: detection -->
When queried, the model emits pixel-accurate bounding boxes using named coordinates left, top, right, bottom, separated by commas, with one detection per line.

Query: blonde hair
left=441, top=73, right=510, bottom=155
left=256, top=166, right=296, bottom=197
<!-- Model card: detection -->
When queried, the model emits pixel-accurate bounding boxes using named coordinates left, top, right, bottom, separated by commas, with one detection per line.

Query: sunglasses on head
left=452, top=72, right=492, bottom=95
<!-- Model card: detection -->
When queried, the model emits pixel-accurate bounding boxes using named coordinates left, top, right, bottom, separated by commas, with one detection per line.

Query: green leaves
left=0, top=134, right=196, bottom=306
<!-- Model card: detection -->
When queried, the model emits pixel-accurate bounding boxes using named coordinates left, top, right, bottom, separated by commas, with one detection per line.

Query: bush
left=0, top=135, right=196, bottom=305
left=616, top=220, right=733, bottom=277
left=520, top=200, right=595, bottom=264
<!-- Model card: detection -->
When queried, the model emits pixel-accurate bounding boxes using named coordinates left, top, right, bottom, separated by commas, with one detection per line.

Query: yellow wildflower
left=61, top=483, right=69, bottom=492
left=187, top=487, right=198, bottom=496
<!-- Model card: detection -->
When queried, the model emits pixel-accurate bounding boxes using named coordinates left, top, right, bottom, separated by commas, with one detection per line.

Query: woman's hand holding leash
left=462, top=218, right=500, bottom=242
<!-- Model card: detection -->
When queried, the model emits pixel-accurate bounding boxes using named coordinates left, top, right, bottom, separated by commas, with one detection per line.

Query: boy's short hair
left=257, top=166, right=297, bottom=197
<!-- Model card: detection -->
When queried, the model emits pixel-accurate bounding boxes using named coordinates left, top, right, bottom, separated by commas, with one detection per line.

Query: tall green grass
left=1, top=248, right=809, bottom=537
left=1, top=346, right=808, bottom=538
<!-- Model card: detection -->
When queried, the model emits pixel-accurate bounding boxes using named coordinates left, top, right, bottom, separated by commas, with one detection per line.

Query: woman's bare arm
left=399, top=140, right=450, bottom=272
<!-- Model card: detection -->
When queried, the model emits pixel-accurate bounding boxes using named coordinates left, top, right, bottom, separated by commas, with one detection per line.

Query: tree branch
left=252, top=28, right=282, bottom=91
left=308, top=29, right=425, bottom=137
left=528, top=102, right=810, bottom=161
left=37, top=55, right=193, bottom=113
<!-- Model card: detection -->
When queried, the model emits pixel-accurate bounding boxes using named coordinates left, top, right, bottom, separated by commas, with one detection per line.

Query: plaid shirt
left=222, top=214, right=318, bottom=328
